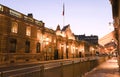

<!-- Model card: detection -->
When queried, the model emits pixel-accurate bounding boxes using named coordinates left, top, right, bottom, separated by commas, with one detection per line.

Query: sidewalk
left=84, top=57, right=120, bottom=77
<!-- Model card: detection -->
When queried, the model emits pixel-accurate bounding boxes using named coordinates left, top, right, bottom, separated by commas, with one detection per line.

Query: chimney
left=28, top=13, right=33, bottom=18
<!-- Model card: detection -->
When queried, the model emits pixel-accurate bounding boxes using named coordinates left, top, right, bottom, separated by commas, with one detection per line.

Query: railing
left=35, top=20, right=43, bottom=26
left=0, top=4, right=43, bottom=27
left=24, top=16, right=34, bottom=23
left=0, top=56, right=109, bottom=77
left=0, top=53, right=104, bottom=65
left=9, top=10, right=22, bottom=18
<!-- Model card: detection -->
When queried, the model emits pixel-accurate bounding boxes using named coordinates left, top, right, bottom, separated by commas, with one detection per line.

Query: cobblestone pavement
left=84, top=57, right=120, bottom=77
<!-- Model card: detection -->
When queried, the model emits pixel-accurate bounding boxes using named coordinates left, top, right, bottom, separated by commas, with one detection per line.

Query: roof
left=62, top=25, right=69, bottom=31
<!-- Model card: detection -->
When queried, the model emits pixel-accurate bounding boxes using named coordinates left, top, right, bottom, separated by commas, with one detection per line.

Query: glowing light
left=67, top=45, right=69, bottom=48
left=11, top=22, right=18, bottom=33
left=26, top=26, right=31, bottom=36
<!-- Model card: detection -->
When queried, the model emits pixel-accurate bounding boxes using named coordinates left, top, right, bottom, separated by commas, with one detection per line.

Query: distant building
left=99, top=31, right=115, bottom=46
left=75, top=34, right=98, bottom=56
left=98, top=31, right=115, bottom=54
left=75, top=34, right=98, bottom=45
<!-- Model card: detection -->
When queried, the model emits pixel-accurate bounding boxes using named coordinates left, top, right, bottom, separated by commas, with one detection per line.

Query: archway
left=54, top=49, right=59, bottom=60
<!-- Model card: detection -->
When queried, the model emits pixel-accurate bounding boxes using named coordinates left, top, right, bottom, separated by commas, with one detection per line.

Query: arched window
left=36, top=42, right=41, bottom=53
left=26, top=26, right=31, bottom=36
left=11, top=22, right=18, bottom=33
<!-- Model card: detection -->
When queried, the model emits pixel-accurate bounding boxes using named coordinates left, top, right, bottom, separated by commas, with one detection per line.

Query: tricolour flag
left=62, top=3, right=65, bottom=16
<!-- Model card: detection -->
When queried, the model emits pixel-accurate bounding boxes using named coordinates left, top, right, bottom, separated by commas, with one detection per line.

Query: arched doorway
left=54, top=49, right=58, bottom=60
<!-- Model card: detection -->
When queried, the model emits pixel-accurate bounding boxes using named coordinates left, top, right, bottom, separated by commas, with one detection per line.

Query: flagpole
left=62, top=3, right=65, bottom=59
left=62, top=3, right=65, bottom=27
left=63, top=14, right=65, bottom=27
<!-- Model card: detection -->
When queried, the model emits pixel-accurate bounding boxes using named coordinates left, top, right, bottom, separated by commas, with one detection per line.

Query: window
left=0, top=5, right=3, bottom=11
left=11, top=22, right=18, bottom=33
left=26, top=26, right=31, bottom=36
left=36, top=42, right=41, bottom=53
left=9, top=38, right=17, bottom=53
left=25, top=40, right=30, bottom=53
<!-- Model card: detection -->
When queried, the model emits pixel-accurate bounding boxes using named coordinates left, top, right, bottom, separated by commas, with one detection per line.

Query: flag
left=62, top=3, right=65, bottom=16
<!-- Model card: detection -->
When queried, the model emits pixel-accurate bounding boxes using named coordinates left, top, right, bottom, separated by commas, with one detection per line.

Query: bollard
left=40, top=65, right=44, bottom=77
left=60, top=62, right=63, bottom=77
left=72, top=61, right=74, bottom=77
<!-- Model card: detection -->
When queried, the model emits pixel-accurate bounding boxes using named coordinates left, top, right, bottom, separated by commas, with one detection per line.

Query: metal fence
left=0, top=56, right=109, bottom=77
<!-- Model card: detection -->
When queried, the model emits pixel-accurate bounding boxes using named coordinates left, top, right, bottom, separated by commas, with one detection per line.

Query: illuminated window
left=26, top=26, right=31, bottom=36
left=0, top=5, right=3, bottom=11
left=11, top=22, right=18, bottom=33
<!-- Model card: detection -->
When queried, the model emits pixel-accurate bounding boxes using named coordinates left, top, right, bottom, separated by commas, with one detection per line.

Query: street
left=84, top=57, right=120, bottom=77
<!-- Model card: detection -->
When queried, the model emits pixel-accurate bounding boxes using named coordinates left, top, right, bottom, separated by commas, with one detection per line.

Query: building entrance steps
left=84, top=57, right=120, bottom=77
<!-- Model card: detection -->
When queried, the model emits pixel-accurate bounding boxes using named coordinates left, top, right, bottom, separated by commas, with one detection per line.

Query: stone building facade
left=75, top=34, right=98, bottom=57
left=0, top=4, right=98, bottom=65
left=109, top=0, right=120, bottom=68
